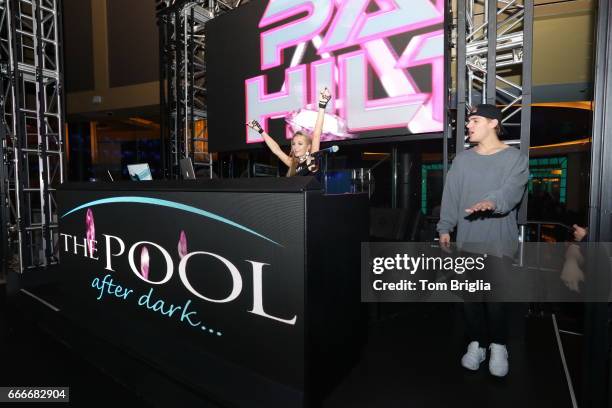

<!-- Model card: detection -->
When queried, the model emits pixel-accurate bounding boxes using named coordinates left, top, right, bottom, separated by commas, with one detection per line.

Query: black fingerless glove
left=252, top=120, right=264, bottom=134
left=319, top=96, right=330, bottom=109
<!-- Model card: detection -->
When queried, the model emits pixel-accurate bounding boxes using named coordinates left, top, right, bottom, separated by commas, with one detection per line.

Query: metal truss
left=1, top=0, right=11, bottom=277
left=158, top=0, right=244, bottom=178
left=453, top=0, right=533, bottom=223
left=589, top=0, right=612, bottom=243
left=156, top=0, right=244, bottom=17
left=0, top=0, right=65, bottom=273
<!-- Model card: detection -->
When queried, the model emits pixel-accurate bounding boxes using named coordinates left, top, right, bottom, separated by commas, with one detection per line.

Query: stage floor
left=323, top=303, right=575, bottom=408
left=0, top=282, right=149, bottom=407
left=1, top=277, right=580, bottom=408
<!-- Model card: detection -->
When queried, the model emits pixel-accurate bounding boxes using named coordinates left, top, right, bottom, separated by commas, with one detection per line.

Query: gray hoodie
left=436, top=146, right=529, bottom=257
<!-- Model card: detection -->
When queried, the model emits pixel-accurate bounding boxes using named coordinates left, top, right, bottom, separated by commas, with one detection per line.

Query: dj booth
left=57, top=177, right=368, bottom=407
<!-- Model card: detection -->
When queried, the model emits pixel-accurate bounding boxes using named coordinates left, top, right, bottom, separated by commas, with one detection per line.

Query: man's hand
left=465, top=200, right=496, bottom=214
left=561, top=259, right=584, bottom=293
left=439, top=233, right=451, bottom=247
left=439, top=233, right=452, bottom=253
left=572, top=224, right=588, bottom=242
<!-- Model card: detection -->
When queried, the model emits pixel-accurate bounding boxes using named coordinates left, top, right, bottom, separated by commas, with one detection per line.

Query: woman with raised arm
left=247, top=87, right=331, bottom=176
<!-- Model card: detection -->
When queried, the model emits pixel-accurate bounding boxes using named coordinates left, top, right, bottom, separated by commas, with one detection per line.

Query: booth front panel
left=58, top=186, right=308, bottom=406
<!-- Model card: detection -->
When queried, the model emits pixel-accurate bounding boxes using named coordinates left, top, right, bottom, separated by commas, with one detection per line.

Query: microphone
left=311, top=145, right=339, bottom=157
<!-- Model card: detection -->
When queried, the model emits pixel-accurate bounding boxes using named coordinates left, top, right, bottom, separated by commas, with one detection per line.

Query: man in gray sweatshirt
left=437, top=104, right=529, bottom=377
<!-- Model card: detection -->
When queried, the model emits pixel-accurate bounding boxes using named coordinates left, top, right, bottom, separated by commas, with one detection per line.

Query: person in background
left=561, top=224, right=589, bottom=292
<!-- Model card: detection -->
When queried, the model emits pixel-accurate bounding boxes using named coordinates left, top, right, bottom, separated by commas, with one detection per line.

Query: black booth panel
left=58, top=187, right=308, bottom=406
left=305, top=192, right=369, bottom=398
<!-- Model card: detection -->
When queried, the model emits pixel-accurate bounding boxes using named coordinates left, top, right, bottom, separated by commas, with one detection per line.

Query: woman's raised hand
left=247, top=119, right=264, bottom=134
left=318, top=87, right=332, bottom=109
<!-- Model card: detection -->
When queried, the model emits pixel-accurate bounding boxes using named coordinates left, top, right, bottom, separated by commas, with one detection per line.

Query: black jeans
left=463, top=302, right=507, bottom=345
left=461, top=254, right=513, bottom=345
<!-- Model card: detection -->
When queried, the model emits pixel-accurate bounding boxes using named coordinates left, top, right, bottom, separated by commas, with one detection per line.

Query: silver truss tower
left=0, top=0, right=65, bottom=273
left=158, top=0, right=243, bottom=178
left=452, top=0, right=533, bottom=223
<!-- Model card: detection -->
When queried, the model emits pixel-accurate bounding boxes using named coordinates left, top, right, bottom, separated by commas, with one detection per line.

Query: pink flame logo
left=85, top=208, right=96, bottom=254
left=178, top=230, right=188, bottom=260
left=140, top=246, right=150, bottom=280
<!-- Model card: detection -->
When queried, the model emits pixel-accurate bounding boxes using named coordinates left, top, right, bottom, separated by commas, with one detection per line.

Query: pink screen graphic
left=245, top=0, right=445, bottom=143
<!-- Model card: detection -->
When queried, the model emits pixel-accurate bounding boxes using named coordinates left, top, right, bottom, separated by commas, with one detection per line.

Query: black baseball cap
left=467, top=104, right=502, bottom=122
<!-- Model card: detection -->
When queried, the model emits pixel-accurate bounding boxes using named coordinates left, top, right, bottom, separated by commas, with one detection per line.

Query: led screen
left=207, top=0, right=445, bottom=152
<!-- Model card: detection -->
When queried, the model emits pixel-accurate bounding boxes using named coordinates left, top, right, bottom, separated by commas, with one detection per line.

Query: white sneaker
left=461, top=341, right=486, bottom=370
left=489, top=343, right=509, bottom=377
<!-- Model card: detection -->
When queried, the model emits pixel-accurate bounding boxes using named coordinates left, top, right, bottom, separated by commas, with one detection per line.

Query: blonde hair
left=286, top=131, right=312, bottom=177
